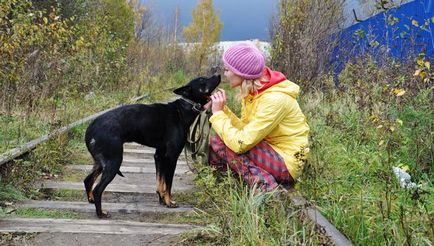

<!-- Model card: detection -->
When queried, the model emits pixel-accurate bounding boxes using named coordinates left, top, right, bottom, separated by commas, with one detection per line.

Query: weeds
left=299, top=61, right=433, bottom=244
left=185, top=164, right=328, bottom=245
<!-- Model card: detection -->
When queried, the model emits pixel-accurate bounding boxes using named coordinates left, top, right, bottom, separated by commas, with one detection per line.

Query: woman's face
left=224, top=68, right=244, bottom=88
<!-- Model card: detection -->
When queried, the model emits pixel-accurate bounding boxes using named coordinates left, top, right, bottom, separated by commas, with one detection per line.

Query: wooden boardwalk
left=0, top=143, right=199, bottom=245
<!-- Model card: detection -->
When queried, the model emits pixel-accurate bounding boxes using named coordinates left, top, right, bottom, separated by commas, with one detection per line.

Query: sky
left=141, top=0, right=278, bottom=41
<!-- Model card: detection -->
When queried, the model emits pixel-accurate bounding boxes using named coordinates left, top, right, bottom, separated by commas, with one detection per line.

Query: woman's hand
left=207, top=89, right=226, bottom=114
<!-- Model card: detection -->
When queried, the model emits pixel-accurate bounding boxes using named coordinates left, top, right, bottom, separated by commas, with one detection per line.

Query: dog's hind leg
left=92, top=161, right=120, bottom=218
left=83, top=163, right=102, bottom=204
left=92, top=143, right=123, bottom=218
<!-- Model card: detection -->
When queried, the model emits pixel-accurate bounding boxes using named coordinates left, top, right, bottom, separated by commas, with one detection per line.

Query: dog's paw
left=156, top=191, right=165, bottom=205
left=166, top=201, right=179, bottom=208
left=87, top=192, right=95, bottom=204
left=97, top=210, right=111, bottom=219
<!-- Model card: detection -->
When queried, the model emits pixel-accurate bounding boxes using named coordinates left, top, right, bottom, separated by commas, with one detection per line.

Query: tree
left=270, top=0, right=343, bottom=88
left=183, top=0, right=223, bottom=73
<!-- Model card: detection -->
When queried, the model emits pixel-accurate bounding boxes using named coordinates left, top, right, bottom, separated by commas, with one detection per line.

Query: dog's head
left=173, top=75, right=221, bottom=105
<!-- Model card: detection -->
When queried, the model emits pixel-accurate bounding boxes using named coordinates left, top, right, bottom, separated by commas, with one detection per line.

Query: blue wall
left=332, top=0, right=434, bottom=83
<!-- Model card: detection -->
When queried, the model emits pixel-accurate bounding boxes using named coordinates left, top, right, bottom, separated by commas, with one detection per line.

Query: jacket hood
left=257, top=67, right=300, bottom=99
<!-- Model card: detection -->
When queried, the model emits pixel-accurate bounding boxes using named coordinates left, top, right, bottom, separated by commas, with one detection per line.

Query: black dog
left=83, top=75, right=221, bottom=218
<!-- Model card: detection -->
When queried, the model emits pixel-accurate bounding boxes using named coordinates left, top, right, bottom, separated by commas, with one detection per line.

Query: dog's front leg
left=155, top=176, right=178, bottom=208
left=154, top=151, right=178, bottom=208
left=162, top=157, right=178, bottom=208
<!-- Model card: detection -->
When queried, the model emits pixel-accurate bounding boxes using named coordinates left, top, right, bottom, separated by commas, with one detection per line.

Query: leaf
left=396, top=119, right=403, bottom=126
left=420, top=71, right=428, bottom=79
left=399, top=164, right=410, bottom=172
left=411, top=19, right=419, bottom=27
left=425, top=61, right=430, bottom=70
left=43, top=17, right=48, bottom=24
left=414, top=69, right=422, bottom=77
left=393, top=88, right=406, bottom=96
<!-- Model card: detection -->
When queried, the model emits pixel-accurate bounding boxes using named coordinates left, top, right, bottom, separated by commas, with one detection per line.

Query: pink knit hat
left=222, top=42, right=265, bottom=79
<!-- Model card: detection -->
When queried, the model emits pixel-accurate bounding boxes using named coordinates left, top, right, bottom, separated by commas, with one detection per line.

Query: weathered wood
left=67, top=165, right=192, bottom=174
left=124, top=148, right=155, bottom=155
left=0, top=218, right=198, bottom=235
left=284, top=187, right=353, bottom=246
left=305, top=207, right=353, bottom=246
left=37, top=180, right=195, bottom=193
left=17, top=200, right=194, bottom=214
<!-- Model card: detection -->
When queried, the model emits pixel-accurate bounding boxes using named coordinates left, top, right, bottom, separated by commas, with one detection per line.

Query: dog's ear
left=173, top=85, right=192, bottom=97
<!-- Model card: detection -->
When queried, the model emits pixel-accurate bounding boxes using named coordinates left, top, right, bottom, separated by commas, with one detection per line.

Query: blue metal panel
left=332, top=0, right=433, bottom=84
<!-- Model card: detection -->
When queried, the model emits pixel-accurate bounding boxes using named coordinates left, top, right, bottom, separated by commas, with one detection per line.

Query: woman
left=206, top=42, right=309, bottom=191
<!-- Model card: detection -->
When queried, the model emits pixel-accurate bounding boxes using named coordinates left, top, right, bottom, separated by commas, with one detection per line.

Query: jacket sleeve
left=210, top=93, right=290, bottom=153
left=222, top=105, right=245, bottom=129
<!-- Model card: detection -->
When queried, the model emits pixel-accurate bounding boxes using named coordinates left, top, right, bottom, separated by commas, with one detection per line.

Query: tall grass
left=299, top=68, right=433, bottom=244
left=187, top=165, right=329, bottom=245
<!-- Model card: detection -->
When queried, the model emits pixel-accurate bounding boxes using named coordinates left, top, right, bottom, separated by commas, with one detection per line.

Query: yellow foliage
left=396, top=119, right=403, bottom=126
left=392, top=88, right=406, bottom=96
left=183, top=0, right=223, bottom=73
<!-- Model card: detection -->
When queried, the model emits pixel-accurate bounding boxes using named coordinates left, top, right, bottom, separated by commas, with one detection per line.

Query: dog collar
left=180, top=97, right=203, bottom=113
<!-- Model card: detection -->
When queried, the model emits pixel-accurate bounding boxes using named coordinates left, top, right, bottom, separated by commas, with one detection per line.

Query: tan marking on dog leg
left=163, top=191, right=178, bottom=208
left=88, top=191, right=95, bottom=203
left=156, top=174, right=166, bottom=205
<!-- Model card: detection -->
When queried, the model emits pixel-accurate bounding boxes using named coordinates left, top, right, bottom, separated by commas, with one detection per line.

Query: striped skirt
left=208, top=135, right=294, bottom=191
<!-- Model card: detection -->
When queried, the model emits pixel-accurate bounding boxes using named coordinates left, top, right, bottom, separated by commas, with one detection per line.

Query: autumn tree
left=183, top=0, right=223, bottom=74
left=270, top=0, right=343, bottom=88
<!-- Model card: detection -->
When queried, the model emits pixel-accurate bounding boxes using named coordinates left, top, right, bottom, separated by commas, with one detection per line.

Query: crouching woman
left=206, top=42, right=310, bottom=192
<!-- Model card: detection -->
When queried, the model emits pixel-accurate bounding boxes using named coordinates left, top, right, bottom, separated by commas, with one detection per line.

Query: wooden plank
left=123, top=148, right=155, bottom=155
left=37, top=181, right=195, bottom=193
left=284, top=187, right=353, bottom=246
left=0, top=218, right=197, bottom=235
left=122, top=156, right=187, bottom=165
left=305, top=207, right=353, bottom=246
left=67, top=165, right=192, bottom=174
left=17, top=200, right=194, bottom=214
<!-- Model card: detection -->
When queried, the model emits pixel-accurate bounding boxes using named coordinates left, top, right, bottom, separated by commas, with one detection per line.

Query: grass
left=192, top=70, right=432, bottom=244
left=298, top=78, right=433, bottom=244
left=0, top=63, right=432, bottom=244
left=0, top=91, right=129, bottom=154
left=0, top=183, right=26, bottom=202
left=12, top=208, right=79, bottom=219
left=41, top=189, right=86, bottom=201
left=0, top=206, right=78, bottom=219
left=181, top=164, right=329, bottom=245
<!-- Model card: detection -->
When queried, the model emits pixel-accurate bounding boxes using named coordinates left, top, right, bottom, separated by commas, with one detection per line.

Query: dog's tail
left=117, top=171, right=125, bottom=177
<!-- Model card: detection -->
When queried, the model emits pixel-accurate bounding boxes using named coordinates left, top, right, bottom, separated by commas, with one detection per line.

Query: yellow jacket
left=209, top=80, right=309, bottom=179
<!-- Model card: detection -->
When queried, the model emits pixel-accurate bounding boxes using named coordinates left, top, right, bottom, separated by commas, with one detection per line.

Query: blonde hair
left=236, top=76, right=269, bottom=101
